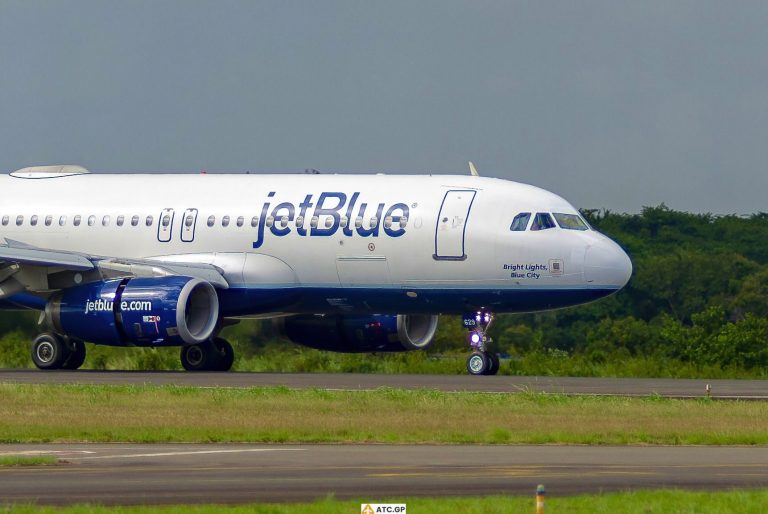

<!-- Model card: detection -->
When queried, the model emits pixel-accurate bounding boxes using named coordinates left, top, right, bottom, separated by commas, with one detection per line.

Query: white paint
left=78, top=448, right=305, bottom=460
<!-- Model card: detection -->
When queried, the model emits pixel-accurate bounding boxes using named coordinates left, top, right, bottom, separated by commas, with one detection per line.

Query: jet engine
left=275, top=313, right=439, bottom=352
left=45, top=276, right=219, bottom=346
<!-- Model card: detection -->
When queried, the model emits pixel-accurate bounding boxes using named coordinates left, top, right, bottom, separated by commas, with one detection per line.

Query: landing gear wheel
left=211, top=338, right=234, bottom=371
left=485, top=352, right=500, bottom=376
left=180, top=343, right=212, bottom=371
left=31, top=333, right=68, bottom=370
left=61, top=340, right=87, bottom=370
left=467, top=352, right=489, bottom=376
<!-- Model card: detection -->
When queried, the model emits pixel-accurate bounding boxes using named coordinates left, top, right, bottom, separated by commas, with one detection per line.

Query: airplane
left=0, top=163, right=632, bottom=375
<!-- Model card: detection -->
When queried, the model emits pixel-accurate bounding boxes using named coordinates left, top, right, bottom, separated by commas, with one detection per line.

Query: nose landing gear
left=464, top=310, right=499, bottom=376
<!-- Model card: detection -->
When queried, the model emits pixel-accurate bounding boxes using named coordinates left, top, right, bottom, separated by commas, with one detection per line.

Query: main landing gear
left=30, top=332, right=234, bottom=372
left=180, top=337, right=234, bottom=371
left=31, top=333, right=87, bottom=370
left=463, top=310, right=500, bottom=376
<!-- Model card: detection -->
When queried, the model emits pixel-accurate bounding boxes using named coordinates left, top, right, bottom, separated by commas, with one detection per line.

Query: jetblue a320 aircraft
left=0, top=164, right=631, bottom=375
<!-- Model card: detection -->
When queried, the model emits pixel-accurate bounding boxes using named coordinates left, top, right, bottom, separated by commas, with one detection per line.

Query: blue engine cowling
left=45, top=276, right=219, bottom=347
left=275, top=314, right=439, bottom=352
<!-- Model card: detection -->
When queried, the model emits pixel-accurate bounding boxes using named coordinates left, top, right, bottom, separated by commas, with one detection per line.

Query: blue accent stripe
left=0, top=285, right=620, bottom=317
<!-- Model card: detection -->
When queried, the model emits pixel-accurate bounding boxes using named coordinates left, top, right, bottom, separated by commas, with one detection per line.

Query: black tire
left=180, top=343, right=213, bottom=371
left=31, top=333, right=68, bottom=370
left=466, top=352, right=489, bottom=376
left=484, top=352, right=500, bottom=376
left=211, top=338, right=234, bottom=372
left=61, top=340, right=87, bottom=370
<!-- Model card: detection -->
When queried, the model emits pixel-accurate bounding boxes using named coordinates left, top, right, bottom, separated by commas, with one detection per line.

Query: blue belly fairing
left=215, top=285, right=619, bottom=316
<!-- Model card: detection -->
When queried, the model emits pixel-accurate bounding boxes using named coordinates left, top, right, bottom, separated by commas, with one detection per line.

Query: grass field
left=0, top=383, right=766, bottom=444
left=0, top=455, right=57, bottom=466
left=3, top=490, right=768, bottom=513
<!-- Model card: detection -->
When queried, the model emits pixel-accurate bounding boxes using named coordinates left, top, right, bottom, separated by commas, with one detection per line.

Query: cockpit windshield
left=509, top=212, right=531, bottom=231
left=553, top=213, right=589, bottom=231
left=530, top=212, right=556, bottom=231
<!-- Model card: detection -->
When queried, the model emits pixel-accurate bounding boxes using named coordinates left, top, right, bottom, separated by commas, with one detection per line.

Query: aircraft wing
left=0, top=238, right=229, bottom=300
left=0, top=244, right=94, bottom=270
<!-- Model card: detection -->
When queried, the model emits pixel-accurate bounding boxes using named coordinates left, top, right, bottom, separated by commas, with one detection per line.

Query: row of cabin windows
left=205, top=214, right=407, bottom=230
left=509, top=212, right=589, bottom=232
left=1, top=214, right=155, bottom=227
left=2, top=213, right=408, bottom=231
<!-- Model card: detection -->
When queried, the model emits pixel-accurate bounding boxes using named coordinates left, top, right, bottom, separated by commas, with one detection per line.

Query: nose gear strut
left=463, top=310, right=500, bottom=375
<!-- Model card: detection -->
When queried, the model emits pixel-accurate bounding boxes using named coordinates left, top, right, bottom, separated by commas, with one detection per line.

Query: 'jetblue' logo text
left=84, top=299, right=153, bottom=314
left=253, top=192, right=409, bottom=249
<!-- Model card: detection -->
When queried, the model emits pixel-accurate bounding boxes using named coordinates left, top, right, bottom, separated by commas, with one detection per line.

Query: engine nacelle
left=46, top=276, right=219, bottom=347
left=276, top=314, right=438, bottom=352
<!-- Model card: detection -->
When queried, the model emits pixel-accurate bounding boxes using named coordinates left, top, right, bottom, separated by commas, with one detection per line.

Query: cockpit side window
left=530, top=212, right=556, bottom=231
left=553, top=213, right=589, bottom=231
left=509, top=212, right=531, bottom=231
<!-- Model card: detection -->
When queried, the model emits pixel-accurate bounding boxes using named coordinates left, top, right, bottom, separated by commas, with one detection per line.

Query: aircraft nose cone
left=584, top=238, right=633, bottom=289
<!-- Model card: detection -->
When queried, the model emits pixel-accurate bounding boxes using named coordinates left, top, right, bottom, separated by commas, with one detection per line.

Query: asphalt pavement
left=1, top=444, right=766, bottom=505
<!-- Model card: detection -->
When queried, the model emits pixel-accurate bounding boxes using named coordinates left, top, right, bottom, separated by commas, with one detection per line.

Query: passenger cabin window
left=16, top=215, right=24, bottom=226
left=102, top=215, right=110, bottom=227
left=185, top=215, right=194, bottom=227
left=161, top=215, right=171, bottom=227
left=207, top=215, right=215, bottom=227
left=87, top=215, right=96, bottom=227
left=45, top=215, right=53, bottom=226
left=222, top=215, right=230, bottom=227
left=1, top=215, right=8, bottom=226
left=131, top=215, right=139, bottom=227
left=510, top=212, right=531, bottom=231
left=145, top=215, right=153, bottom=227
left=30, top=215, right=38, bottom=226
left=117, top=215, right=125, bottom=227
left=251, top=216, right=259, bottom=227
left=236, top=216, right=244, bottom=227
left=553, top=213, right=589, bottom=231
left=73, top=215, right=81, bottom=227
left=59, top=215, right=67, bottom=226
left=530, top=212, right=556, bottom=231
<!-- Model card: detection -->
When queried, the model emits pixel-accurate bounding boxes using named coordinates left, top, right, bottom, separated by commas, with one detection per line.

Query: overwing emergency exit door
left=181, top=208, right=198, bottom=242
left=157, top=208, right=175, bottom=243
left=433, top=190, right=476, bottom=261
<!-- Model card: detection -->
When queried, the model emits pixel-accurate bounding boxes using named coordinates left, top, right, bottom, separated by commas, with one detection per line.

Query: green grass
left=0, top=383, right=767, bottom=445
left=4, top=490, right=768, bottom=513
left=2, top=321, right=767, bottom=379
left=0, top=455, right=57, bottom=466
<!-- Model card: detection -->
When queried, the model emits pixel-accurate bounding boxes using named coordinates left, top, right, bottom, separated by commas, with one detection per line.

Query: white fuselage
left=0, top=172, right=632, bottom=316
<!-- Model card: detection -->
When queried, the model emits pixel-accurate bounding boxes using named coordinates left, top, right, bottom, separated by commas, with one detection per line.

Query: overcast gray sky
left=1, top=1, right=767, bottom=214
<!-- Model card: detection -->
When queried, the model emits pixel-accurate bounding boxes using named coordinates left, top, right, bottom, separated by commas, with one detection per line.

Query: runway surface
left=0, top=443, right=766, bottom=505
left=1, top=369, right=766, bottom=399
